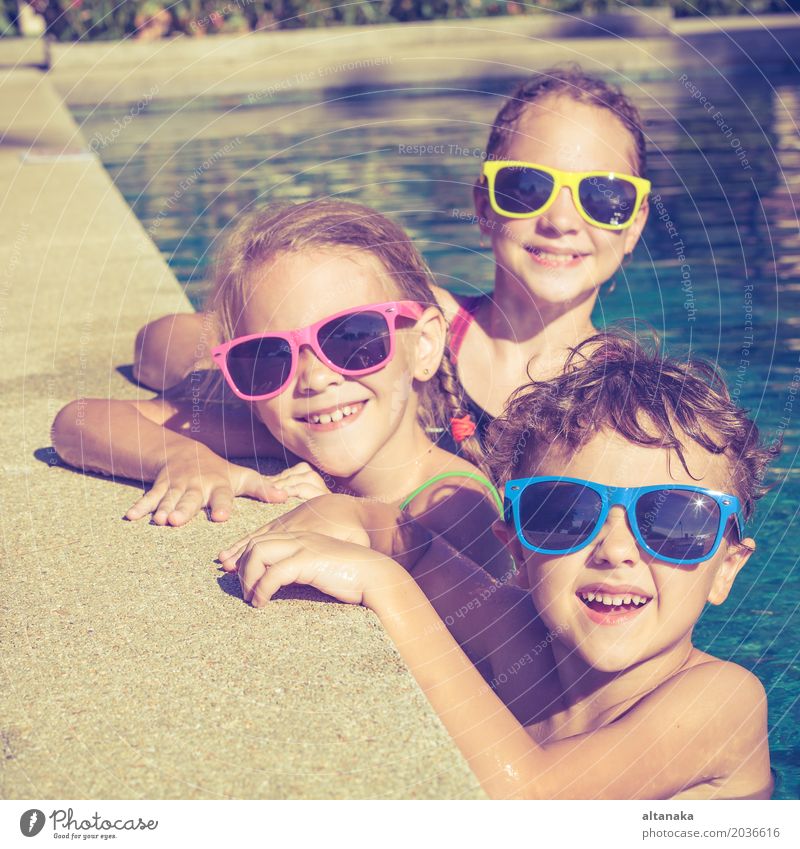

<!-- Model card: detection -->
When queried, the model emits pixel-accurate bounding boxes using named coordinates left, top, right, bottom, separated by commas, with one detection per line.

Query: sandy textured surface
left=0, top=69, right=484, bottom=799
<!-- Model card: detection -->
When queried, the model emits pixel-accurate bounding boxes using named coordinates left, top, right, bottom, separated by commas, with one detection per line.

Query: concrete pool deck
left=1, top=11, right=798, bottom=800
left=0, top=69, right=484, bottom=800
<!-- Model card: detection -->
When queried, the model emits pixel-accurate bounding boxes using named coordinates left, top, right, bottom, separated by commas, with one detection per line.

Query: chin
left=516, top=273, right=598, bottom=304
left=300, top=447, right=371, bottom=480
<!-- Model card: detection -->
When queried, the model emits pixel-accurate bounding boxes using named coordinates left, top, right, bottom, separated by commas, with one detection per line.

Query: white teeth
left=307, top=403, right=361, bottom=424
left=530, top=248, right=578, bottom=264
left=579, top=590, right=650, bottom=608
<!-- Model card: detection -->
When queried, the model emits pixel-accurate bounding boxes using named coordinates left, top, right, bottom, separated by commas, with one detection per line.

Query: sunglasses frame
left=503, top=476, right=744, bottom=566
left=212, top=300, right=425, bottom=402
left=482, top=160, right=651, bottom=231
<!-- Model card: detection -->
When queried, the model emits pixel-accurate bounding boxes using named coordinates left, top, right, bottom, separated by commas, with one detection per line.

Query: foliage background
left=1, top=1, right=799, bottom=41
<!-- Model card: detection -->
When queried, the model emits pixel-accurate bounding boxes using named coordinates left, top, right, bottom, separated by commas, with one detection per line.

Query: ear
left=707, top=537, right=755, bottom=605
left=623, top=195, right=649, bottom=255
left=412, top=306, right=447, bottom=382
left=472, top=179, right=496, bottom=238
left=492, top=518, right=529, bottom=589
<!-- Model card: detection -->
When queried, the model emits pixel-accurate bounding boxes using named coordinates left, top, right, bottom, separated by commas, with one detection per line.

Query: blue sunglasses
left=504, top=476, right=744, bottom=566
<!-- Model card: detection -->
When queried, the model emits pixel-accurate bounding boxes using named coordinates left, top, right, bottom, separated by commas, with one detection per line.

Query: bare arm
left=51, top=397, right=308, bottom=524
left=234, top=525, right=771, bottom=799
left=372, top=576, right=770, bottom=799
left=133, top=312, right=219, bottom=391
left=51, top=397, right=198, bottom=482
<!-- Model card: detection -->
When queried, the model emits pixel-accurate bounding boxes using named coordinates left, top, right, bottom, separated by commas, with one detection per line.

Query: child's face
left=476, top=95, right=648, bottom=306
left=236, top=248, right=440, bottom=477
left=504, top=429, right=755, bottom=674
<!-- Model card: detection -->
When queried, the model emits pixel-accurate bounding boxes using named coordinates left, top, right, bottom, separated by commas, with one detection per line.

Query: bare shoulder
left=516, top=654, right=771, bottom=799
left=404, top=447, right=496, bottom=511
left=431, top=284, right=464, bottom=324
left=635, top=657, right=771, bottom=798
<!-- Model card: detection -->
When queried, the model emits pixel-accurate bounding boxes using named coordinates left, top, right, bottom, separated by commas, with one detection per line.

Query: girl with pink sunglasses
left=52, top=199, right=509, bottom=573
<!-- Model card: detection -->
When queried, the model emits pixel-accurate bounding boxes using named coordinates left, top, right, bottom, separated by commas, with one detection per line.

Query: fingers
left=165, top=489, right=208, bottom=527
left=237, top=535, right=300, bottom=604
left=207, top=484, right=235, bottom=523
left=236, top=468, right=290, bottom=503
left=278, top=480, right=329, bottom=501
left=250, top=559, right=302, bottom=608
left=267, top=464, right=329, bottom=497
left=218, top=520, right=276, bottom=570
left=150, top=487, right=190, bottom=526
left=125, top=482, right=168, bottom=521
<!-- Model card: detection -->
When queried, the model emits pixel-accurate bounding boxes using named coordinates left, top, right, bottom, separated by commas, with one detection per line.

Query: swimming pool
left=76, top=66, right=800, bottom=798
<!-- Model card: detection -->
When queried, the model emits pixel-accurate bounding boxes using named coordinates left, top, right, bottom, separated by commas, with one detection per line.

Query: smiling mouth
left=577, top=589, right=653, bottom=624
left=525, top=246, right=587, bottom=268
left=297, top=401, right=367, bottom=430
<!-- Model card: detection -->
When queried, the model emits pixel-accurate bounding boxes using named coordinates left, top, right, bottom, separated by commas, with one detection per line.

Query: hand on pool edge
left=235, top=530, right=406, bottom=608
left=124, top=447, right=294, bottom=526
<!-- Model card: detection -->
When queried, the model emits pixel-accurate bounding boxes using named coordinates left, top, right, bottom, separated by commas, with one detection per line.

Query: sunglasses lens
left=226, top=336, right=293, bottom=398
left=518, top=481, right=603, bottom=552
left=493, top=166, right=555, bottom=215
left=635, top=490, right=721, bottom=561
left=578, top=175, right=639, bottom=227
left=318, top=311, right=391, bottom=372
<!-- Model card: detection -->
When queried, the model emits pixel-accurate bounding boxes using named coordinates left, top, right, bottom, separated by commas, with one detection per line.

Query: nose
left=590, top=507, right=640, bottom=568
left=536, top=186, right=582, bottom=236
left=293, top=344, right=344, bottom=395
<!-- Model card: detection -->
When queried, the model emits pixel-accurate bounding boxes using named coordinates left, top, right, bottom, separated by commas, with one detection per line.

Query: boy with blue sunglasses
left=226, top=331, right=777, bottom=799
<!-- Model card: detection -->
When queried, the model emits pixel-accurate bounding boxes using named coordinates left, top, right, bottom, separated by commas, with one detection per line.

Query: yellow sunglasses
left=482, top=160, right=651, bottom=231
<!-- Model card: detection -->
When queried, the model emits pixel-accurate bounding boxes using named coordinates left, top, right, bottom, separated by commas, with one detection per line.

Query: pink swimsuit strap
left=447, top=295, right=485, bottom=365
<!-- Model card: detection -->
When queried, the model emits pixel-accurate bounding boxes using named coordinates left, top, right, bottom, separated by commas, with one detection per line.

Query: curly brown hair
left=484, top=64, right=647, bottom=177
left=486, top=330, right=778, bottom=522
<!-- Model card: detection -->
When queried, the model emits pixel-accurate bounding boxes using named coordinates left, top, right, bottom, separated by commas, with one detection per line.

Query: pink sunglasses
left=212, top=300, right=425, bottom=401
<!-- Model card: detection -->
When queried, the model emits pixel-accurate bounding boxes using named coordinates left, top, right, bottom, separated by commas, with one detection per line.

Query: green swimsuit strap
left=399, top=471, right=503, bottom=513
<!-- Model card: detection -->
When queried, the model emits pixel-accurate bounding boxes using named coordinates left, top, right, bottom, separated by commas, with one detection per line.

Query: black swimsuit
left=437, top=294, right=495, bottom=454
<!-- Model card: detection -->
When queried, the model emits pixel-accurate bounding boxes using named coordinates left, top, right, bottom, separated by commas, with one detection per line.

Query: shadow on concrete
left=116, top=363, right=139, bottom=385
left=216, top=568, right=339, bottom=605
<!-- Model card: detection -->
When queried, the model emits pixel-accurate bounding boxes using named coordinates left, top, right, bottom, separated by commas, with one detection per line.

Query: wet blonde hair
left=206, top=198, right=486, bottom=470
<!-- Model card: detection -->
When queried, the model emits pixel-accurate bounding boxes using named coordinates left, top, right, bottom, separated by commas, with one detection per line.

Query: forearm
left=51, top=398, right=213, bottom=482
left=368, top=571, right=544, bottom=799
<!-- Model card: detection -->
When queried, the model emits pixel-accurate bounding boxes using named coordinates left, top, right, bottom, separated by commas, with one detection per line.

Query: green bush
left=5, top=0, right=799, bottom=41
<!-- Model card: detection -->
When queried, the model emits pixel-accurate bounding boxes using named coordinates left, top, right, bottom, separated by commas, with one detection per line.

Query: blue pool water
left=75, top=67, right=800, bottom=798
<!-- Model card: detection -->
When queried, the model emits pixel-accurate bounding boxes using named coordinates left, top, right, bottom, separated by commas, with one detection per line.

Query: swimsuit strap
left=399, top=470, right=503, bottom=513
left=448, top=295, right=485, bottom=365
